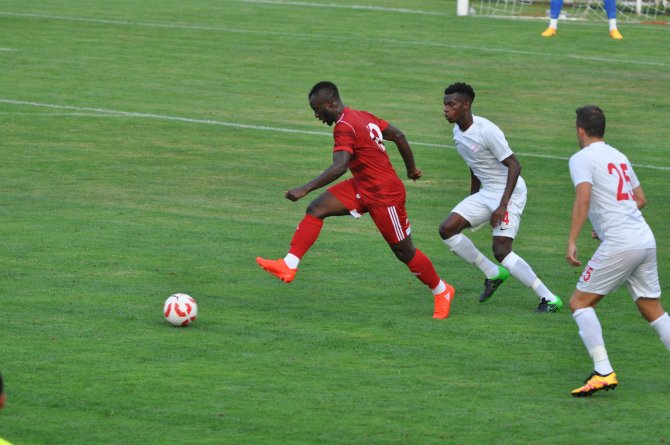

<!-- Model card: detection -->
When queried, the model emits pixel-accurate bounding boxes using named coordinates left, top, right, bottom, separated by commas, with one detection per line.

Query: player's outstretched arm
left=285, top=150, right=351, bottom=201
left=499, top=154, right=521, bottom=204
left=566, top=182, right=591, bottom=267
left=633, top=185, right=647, bottom=210
left=491, top=155, right=521, bottom=227
left=383, top=124, right=422, bottom=180
left=469, top=169, right=481, bottom=195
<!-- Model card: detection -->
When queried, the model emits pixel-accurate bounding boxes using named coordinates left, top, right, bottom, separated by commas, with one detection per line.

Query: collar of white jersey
left=584, top=140, right=607, bottom=150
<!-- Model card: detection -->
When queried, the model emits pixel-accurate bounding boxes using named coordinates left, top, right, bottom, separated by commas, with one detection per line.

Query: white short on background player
left=439, top=82, right=562, bottom=313
left=566, top=105, right=670, bottom=397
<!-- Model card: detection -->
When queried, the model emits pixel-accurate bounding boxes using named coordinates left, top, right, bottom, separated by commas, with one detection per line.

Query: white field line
left=2, top=98, right=669, bottom=171
left=0, top=98, right=331, bottom=137
left=235, top=0, right=449, bottom=16
left=0, top=11, right=668, bottom=68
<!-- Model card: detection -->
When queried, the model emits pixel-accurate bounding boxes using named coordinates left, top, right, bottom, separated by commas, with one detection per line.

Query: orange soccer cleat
left=256, top=257, right=297, bottom=283
left=433, top=284, right=456, bottom=319
left=571, top=371, right=618, bottom=397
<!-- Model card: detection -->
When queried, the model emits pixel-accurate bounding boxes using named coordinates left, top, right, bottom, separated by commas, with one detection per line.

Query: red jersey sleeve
left=378, top=119, right=390, bottom=132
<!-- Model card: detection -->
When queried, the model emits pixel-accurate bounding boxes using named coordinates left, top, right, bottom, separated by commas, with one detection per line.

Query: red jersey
left=333, top=107, right=406, bottom=207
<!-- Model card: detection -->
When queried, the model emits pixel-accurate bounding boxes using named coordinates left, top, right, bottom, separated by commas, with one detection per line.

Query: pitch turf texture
left=1, top=1, right=669, bottom=444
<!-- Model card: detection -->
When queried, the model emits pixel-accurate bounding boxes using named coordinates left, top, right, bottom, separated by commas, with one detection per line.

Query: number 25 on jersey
left=608, top=162, right=635, bottom=201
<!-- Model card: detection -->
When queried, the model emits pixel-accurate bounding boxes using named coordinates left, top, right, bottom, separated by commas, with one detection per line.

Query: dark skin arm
left=490, top=154, right=521, bottom=227
left=285, top=123, right=419, bottom=202
left=285, top=150, right=352, bottom=201
left=469, top=169, right=481, bottom=195
left=383, top=124, right=422, bottom=180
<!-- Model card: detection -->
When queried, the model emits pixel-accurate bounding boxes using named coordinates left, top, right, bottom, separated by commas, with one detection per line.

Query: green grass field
left=1, top=1, right=669, bottom=443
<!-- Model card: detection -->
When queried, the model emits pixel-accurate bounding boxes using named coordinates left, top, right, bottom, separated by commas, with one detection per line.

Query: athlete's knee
left=492, top=241, right=512, bottom=262
left=636, top=297, right=664, bottom=322
left=394, top=250, right=412, bottom=263
left=391, top=241, right=416, bottom=264
left=493, top=251, right=509, bottom=263
left=305, top=198, right=335, bottom=219
left=569, top=292, right=601, bottom=312
left=568, top=297, right=583, bottom=313
left=439, top=220, right=461, bottom=240
left=305, top=201, right=324, bottom=218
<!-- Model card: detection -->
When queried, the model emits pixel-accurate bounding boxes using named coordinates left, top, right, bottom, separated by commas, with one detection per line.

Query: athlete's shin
left=406, top=249, right=441, bottom=289
left=288, top=214, right=324, bottom=259
left=650, top=312, right=670, bottom=351
left=501, top=252, right=535, bottom=286
left=502, top=251, right=554, bottom=300
left=443, top=234, right=498, bottom=278
left=573, top=307, right=614, bottom=374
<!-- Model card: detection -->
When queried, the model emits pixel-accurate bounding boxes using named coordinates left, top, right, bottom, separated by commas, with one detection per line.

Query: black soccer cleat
left=535, top=296, right=563, bottom=313
left=479, top=266, right=510, bottom=302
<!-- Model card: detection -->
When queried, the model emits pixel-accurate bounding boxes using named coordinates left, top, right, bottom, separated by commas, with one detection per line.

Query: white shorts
left=451, top=186, right=527, bottom=238
left=577, top=246, right=661, bottom=300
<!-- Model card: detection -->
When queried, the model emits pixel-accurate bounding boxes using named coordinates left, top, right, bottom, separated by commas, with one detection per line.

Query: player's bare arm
left=566, top=182, right=592, bottom=267
left=469, top=169, right=481, bottom=195
left=285, top=150, right=352, bottom=202
left=382, top=124, right=422, bottom=181
left=632, top=185, right=647, bottom=210
left=491, top=154, right=521, bottom=227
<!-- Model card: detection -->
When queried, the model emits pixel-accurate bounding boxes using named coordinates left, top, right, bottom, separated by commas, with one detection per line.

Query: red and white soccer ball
left=163, top=293, right=198, bottom=327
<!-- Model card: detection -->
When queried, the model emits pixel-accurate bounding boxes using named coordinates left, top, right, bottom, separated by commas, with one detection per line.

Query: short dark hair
left=444, top=82, right=475, bottom=103
left=576, top=105, right=606, bottom=138
left=309, top=81, right=340, bottom=100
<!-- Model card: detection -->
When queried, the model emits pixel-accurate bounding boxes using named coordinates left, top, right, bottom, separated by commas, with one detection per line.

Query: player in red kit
left=256, top=81, right=455, bottom=318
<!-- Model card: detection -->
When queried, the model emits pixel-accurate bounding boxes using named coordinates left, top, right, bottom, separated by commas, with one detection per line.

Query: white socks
left=501, top=252, right=556, bottom=302
left=650, top=312, right=670, bottom=351
left=572, top=309, right=669, bottom=375
left=432, top=280, right=447, bottom=296
left=550, top=18, right=616, bottom=31
left=283, top=253, right=300, bottom=269
left=443, top=234, right=499, bottom=278
left=609, top=19, right=618, bottom=31
left=444, top=236, right=557, bottom=302
left=573, top=307, right=614, bottom=375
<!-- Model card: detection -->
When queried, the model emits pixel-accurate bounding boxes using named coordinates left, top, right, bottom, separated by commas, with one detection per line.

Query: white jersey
left=569, top=141, right=655, bottom=251
left=453, top=115, right=526, bottom=193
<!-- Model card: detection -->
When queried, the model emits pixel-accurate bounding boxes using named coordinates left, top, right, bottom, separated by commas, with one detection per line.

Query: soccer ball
left=163, top=293, right=198, bottom=327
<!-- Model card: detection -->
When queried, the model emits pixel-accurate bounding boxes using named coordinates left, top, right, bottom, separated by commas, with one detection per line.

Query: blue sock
left=550, top=0, right=564, bottom=19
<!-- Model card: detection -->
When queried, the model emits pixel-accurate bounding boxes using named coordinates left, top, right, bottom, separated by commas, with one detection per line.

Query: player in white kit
left=567, top=105, right=670, bottom=396
left=439, top=82, right=562, bottom=312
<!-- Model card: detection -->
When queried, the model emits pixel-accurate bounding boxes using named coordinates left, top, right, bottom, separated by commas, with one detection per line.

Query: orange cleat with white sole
left=256, top=257, right=297, bottom=283
left=433, top=284, right=456, bottom=319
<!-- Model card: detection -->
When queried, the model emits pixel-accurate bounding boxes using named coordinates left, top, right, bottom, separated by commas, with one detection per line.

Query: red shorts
left=328, top=179, right=411, bottom=245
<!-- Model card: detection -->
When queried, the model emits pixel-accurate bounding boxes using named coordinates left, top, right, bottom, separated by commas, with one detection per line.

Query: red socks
left=406, top=249, right=441, bottom=289
left=288, top=215, right=441, bottom=291
left=288, top=214, right=324, bottom=259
